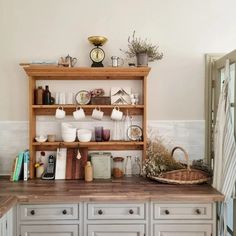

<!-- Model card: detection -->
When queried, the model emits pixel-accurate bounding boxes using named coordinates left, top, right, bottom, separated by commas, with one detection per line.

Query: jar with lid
left=112, top=157, right=124, bottom=178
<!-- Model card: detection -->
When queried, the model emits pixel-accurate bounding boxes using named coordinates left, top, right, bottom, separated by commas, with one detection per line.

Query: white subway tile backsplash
left=0, top=120, right=205, bottom=175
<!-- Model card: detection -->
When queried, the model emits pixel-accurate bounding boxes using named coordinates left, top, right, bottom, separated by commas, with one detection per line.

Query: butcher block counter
left=0, top=177, right=223, bottom=205
left=0, top=177, right=224, bottom=236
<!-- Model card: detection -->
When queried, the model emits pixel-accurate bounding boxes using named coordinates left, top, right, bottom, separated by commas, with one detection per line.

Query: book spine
left=15, top=152, right=24, bottom=181
left=24, top=151, right=29, bottom=181
left=13, top=156, right=19, bottom=181
left=10, top=158, right=17, bottom=182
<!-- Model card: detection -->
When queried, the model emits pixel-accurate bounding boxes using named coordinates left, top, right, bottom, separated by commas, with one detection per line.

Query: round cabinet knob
left=196, top=209, right=201, bottom=215
left=62, top=210, right=67, bottom=215
left=30, top=210, right=35, bottom=215
left=98, top=209, right=103, bottom=215
left=129, top=209, right=134, bottom=215
left=165, top=210, right=170, bottom=215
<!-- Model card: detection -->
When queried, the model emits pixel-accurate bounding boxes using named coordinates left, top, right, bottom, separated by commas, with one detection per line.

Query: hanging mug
left=111, top=56, right=124, bottom=67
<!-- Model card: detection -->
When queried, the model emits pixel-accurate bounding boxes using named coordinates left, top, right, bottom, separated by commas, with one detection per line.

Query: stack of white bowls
left=61, top=123, right=77, bottom=142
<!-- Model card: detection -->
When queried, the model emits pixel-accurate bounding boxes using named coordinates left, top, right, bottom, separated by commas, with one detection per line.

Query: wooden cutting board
left=66, top=148, right=88, bottom=179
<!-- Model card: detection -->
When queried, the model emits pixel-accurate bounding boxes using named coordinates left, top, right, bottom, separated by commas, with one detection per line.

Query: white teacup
left=111, top=107, right=123, bottom=121
left=73, top=107, right=85, bottom=120
left=92, top=107, right=104, bottom=120
left=55, top=106, right=66, bottom=119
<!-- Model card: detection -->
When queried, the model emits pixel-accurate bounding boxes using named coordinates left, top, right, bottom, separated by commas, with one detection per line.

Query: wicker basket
left=149, top=146, right=211, bottom=184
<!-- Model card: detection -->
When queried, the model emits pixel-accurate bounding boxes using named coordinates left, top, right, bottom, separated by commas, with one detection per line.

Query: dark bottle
left=35, top=86, right=44, bottom=105
left=43, top=85, right=51, bottom=105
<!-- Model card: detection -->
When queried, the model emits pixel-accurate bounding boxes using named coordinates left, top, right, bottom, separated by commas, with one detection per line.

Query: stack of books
left=10, top=150, right=30, bottom=182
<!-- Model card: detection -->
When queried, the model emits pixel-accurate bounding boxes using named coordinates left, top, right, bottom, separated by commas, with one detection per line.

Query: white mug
left=73, top=107, right=85, bottom=120
left=55, top=106, right=66, bottom=119
left=111, top=107, right=123, bottom=120
left=92, top=107, right=104, bottom=120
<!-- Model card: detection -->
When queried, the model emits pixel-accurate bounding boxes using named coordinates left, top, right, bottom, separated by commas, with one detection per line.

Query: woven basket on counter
left=149, top=146, right=211, bottom=185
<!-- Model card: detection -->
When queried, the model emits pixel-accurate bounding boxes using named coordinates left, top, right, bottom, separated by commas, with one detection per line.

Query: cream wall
left=1, top=0, right=236, bottom=121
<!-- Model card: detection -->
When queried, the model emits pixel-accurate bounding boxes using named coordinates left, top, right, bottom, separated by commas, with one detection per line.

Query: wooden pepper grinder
left=85, top=161, right=93, bottom=182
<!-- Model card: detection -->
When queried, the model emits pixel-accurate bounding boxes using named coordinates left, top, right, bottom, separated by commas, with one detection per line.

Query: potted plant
left=121, top=31, right=163, bottom=67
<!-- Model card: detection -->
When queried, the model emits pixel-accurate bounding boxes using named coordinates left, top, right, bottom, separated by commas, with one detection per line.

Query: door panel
left=87, top=224, right=145, bottom=236
left=20, top=225, right=78, bottom=236
left=154, top=224, right=212, bottom=236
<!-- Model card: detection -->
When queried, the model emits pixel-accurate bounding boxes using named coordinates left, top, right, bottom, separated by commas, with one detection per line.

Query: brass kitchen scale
left=88, top=36, right=108, bottom=67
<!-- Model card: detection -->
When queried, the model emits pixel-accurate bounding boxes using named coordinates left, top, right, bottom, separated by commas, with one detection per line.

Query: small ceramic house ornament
left=111, top=87, right=131, bottom=105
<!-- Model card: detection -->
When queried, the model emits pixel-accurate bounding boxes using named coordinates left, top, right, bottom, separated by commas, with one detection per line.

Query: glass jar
left=113, top=157, right=124, bottom=178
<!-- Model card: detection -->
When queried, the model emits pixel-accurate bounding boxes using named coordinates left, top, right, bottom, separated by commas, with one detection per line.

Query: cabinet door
left=154, top=224, right=212, bottom=236
left=1, top=215, right=7, bottom=236
left=88, top=224, right=145, bottom=236
left=20, top=225, right=78, bottom=236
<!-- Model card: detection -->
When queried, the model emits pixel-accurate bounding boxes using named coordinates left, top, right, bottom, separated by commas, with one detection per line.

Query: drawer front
left=154, top=224, right=212, bottom=236
left=19, top=204, right=79, bottom=221
left=153, top=203, right=212, bottom=220
left=20, top=225, right=78, bottom=236
left=87, top=203, right=145, bottom=220
left=88, top=224, right=145, bottom=236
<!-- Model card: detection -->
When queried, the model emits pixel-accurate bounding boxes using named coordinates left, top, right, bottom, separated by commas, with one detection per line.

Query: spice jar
left=113, top=157, right=124, bottom=178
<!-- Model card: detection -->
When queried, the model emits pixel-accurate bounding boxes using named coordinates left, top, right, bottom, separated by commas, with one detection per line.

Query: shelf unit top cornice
left=21, top=65, right=151, bottom=78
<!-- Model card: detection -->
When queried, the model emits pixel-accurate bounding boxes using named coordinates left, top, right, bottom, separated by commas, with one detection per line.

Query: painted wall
left=1, top=0, right=236, bottom=121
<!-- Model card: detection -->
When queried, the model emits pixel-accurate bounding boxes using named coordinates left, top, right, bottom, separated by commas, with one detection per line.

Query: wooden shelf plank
left=33, top=141, right=144, bottom=151
left=32, top=105, right=144, bottom=116
left=22, top=66, right=151, bottom=79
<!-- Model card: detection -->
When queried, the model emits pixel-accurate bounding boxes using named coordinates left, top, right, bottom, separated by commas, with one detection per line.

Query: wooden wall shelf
left=32, top=141, right=144, bottom=151
left=22, top=65, right=150, bottom=178
left=32, top=105, right=144, bottom=116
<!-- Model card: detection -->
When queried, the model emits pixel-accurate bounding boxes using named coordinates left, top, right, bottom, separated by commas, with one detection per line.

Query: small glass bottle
left=85, top=161, right=93, bottom=182
left=43, top=85, right=51, bottom=105
left=125, top=156, right=132, bottom=177
left=35, top=86, right=44, bottom=105
left=113, top=157, right=124, bottom=178
left=132, top=156, right=141, bottom=176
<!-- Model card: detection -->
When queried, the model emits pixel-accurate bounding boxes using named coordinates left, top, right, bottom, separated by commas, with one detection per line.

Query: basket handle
left=171, top=146, right=191, bottom=171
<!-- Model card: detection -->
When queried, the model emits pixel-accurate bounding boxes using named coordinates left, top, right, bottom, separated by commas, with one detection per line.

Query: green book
left=14, top=152, right=24, bottom=181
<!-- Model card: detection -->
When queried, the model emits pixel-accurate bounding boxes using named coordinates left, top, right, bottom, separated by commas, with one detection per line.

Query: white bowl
left=62, top=135, right=76, bottom=142
left=77, top=129, right=92, bottom=142
left=35, top=135, right=47, bottom=143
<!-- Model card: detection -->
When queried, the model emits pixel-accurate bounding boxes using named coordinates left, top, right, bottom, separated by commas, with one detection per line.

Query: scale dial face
left=90, top=47, right=105, bottom=63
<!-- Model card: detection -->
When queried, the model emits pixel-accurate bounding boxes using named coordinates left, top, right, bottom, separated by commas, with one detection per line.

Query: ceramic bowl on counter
left=77, top=129, right=92, bottom=142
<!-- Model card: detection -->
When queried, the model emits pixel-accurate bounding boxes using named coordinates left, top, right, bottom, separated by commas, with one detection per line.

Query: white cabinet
left=87, top=203, right=145, bottom=220
left=153, top=203, right=212, bottom=220
left=87, top=224, right=145, bottom=236
left=0, top=208, right=14, bottom=236
left=20, top=224, right=78, bottom=236
left=153, top=224, right=212, bottom=236
left=19, top=204, right=79, bottom=221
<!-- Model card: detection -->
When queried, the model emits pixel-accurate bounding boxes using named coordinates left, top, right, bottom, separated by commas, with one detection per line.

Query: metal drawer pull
left=196, top=209, right=201, bottom=214
left=98, top=209, right=103, bottom=215
left=129, top=209, right=134, bottom=215
left=164, top=210, right=170, bottom=215
left=30, top=210, right=35, bottom=215
left=62, top=210, right=67, bottom=215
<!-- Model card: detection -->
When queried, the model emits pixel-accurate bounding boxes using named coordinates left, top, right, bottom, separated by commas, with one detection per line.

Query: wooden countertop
left=0, top=177, right=224, bottom=209
left=0, top=196, right=17, bottom=218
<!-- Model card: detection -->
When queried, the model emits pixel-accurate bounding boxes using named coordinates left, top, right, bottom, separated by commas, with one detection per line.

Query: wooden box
left=90, top=96, right=111, bottom=105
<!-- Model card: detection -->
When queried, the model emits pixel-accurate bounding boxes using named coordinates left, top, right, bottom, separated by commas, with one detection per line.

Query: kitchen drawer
left=87, top=203, right=145, bottom=220
left=153, top=203, right=212, bottom=220
left=20, top=224, right=78, bottom=236
left=19, top=204, right=79, bottom=221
